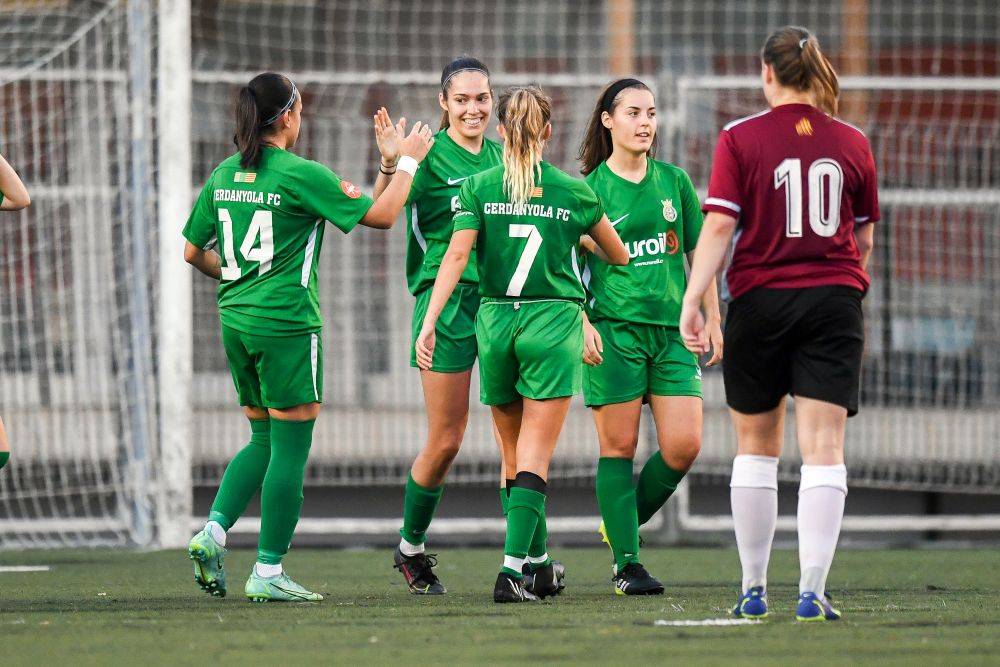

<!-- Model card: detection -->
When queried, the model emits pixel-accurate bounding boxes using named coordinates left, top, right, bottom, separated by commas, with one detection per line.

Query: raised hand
left=373, top=107, right=403, bottom=166
left=399, top=121, right=435, bottom=163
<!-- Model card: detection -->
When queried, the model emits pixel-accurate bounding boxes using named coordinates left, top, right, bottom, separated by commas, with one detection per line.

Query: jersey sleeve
left=678, top=169, right=704, bottom=253
left=182, top=178, right=218, bottom=249
left=703, top=129, right=743, bottom=217
left=852, top=144, right=880, bottom=224
left=576, top=181, right=606, bottom=232
left=451, top=179, right=481, bottom=232
left=296, top=160, right=374, bottom=233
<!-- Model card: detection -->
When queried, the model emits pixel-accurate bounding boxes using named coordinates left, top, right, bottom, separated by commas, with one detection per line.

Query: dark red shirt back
left=703, top=103, right=880, bottom=300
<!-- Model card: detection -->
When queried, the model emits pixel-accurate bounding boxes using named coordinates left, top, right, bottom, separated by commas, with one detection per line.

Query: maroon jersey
left=703, top=103, right=880, bottom=300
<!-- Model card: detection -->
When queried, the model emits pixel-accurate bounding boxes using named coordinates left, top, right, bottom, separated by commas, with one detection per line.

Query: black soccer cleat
left=393, top=546, right=446, bottom=595
left=612, top=562, right=665, bottom=596
left=522, top=560, right=566, bottom=598
left=493, top=572, right=540, bottom=603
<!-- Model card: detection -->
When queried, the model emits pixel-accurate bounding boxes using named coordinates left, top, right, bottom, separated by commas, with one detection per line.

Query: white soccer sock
left=398, top=536, right=425, bottom=556
left=526, top=553, right=549, bottom=565
left=205, top=520, right=226, bottom=547
left=503, top=555, right=527, bottom=574
left=730, top=455, right=779, bottom=592
left=254, top=562, right=283, bottom=578
left=797, top=464, right=847, bottom=596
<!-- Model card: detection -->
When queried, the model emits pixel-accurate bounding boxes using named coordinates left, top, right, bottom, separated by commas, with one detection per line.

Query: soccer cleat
left=522, top=562, right=560, bottom=599
left=245, top=569, right=323, bottom=603
left=188, top=529, right=226, bottom=597
left=393, top=546, right=446, bottom=595
left=612, top=562, right=665, bottom=596
left=493, top=571, right=539, bottom=603
left=522, top=560, right=566, bottom=595
left=732, top=586, right=769, bottom=619
left=795, top=591, right=842, bottom=622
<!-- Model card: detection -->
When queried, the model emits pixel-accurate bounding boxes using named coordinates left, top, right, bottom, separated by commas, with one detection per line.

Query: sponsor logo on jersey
left=661, top=199, right=677, bottom=222
left=626, top=230, right=680, bottom=263
left=610, top=214, right=629, bottom=227
left=233, top=172, right=257, bottom=183
left=796, top=118, right=814, bottom=136
left=341, top=180, right=362, bottom=199
left=446, top=176, right=469, bottom=185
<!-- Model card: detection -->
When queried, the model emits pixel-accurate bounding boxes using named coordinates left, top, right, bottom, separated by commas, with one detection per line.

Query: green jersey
left=182, top=147, right=374, bottom=336
left=405, top=130, right=503, bottom=294
left=584, top=158, right=702, bottom=327
left=453, top=161, right=605, bottom=301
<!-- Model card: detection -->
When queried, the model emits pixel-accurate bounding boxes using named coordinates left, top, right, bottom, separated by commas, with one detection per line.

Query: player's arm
left=360, top=121, right=433, bottom=229
left=183, top=241, right=222, bottom=280
left=681, top=211, right=737, bottom=354
left=414, top=228, right=477, bottom=370
left=855, top=222, right=874, bottom=272
left=587, top=214, right=628, bottom=265
left=582, top=310, right=603, bottom=366
left=371, top=108, right=406, bottom=201
left=0, top=153, right=30, bottom=211
left=694, top=262, right=724, bottom=366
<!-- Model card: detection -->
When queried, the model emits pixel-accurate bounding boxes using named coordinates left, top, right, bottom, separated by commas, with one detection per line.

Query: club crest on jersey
left=341, top=180, right=362, bottom=199
left=233, top=172, right=257, bottom=184
left=661, top=198, right=677, bottom=222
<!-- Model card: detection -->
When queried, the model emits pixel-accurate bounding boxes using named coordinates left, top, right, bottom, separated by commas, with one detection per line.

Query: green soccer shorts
left=410, top=282, right=479, bottom=373
left=583, top=318, right=702, bottom=407
left=475, top=298, right=584, bottom=405
left=221, top=325, right=323, bottom=409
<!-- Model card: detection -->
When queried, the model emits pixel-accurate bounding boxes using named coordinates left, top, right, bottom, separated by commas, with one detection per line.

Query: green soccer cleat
left=245, top=569, right=323, bottom=603
left=188, top=529, right=226, bottom=597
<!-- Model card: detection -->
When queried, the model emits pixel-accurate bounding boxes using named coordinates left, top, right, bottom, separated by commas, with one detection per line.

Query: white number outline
left=218, top=208, right=274, bottom=281
left=773, top=157, right=844, bottom=239
left=506, top=224, right=542, bottom=297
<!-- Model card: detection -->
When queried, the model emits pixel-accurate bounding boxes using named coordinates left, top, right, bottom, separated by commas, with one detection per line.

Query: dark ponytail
left=761, top=26, right=840, bottom=116
left=233, top=72, right=298, bottom=169
left=439, top=56, right=491, bottom=130
left=578, top=78, right=656, bottom=176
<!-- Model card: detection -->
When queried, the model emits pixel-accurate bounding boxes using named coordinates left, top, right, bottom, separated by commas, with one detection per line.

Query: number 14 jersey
left=704, top=103, right=880, bottom=300
left=183, top=147, right=374, bottom=336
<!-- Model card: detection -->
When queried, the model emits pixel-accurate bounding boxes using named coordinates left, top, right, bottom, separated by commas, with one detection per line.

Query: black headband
left=262, top=80, right=299, bottom=127
left=441, top=67, right=489, bottom=91
left=600, top=78, right=646, bottom=113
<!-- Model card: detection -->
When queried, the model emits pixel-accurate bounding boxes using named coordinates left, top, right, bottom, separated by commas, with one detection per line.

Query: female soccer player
left=372, top=57, right=507, bottom=595
left=183, top=72, right=433, bottom=602
left=578, top=78, right=723, bottom=595
left=1, top=149, right=31, bottom=473
left=681, top=27, right=879, bottom=622
left=415, top=86, right=629, bottom=603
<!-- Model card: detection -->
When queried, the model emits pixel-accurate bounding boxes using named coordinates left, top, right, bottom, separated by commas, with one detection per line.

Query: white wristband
left=397, top=155, right=419, bottom=176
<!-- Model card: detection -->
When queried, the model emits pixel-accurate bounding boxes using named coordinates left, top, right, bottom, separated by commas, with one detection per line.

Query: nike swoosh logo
left=272, top=584, right=311, bottom=600
left=610, top=214, right=629, bottom=227
left=447, top=176, right=469, bottom=185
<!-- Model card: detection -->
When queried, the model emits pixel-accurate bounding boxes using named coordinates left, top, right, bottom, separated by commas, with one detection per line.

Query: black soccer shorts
left=722, top=285, right=865, bottom=416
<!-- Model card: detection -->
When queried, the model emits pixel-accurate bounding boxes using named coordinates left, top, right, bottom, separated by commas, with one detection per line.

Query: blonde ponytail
left=497, top=86, right=552, bottom=205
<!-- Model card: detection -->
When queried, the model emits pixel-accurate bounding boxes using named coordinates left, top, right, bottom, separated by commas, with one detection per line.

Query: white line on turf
left=654, top=618, right=760, bottom=627
left=0, top=566, right=51, bottom=573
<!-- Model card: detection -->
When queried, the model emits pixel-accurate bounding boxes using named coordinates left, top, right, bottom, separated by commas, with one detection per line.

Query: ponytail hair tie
left=799, top=37, right=808, bottom=49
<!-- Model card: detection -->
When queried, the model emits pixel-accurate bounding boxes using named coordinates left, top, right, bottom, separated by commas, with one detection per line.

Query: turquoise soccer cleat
left=245, top=569, right=323, bottom=603
left=188, top=529, right=227, bottom=597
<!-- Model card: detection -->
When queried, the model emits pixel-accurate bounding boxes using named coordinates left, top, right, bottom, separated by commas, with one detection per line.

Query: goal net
left=1, top=0, right=997, bottom=547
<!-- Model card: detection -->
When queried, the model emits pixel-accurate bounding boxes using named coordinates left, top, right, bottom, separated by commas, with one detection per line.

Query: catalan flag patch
left=234, top=172, right=257, bottom=183
left=530, top=186, right=544, bottom=198
left=795, top=118, right=814, bottom=137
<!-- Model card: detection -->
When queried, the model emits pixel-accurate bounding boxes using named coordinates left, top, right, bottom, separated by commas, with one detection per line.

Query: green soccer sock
left=399, top=473, right=444, bottom=546
left=596, top=457, right=640, bottom=568
left=208, top=419, right=271, bottom=531
left=502, top=486, right=545, bottom=577
left=635, top=451, right=687, bottom=527
left=0, top=451, right=9, bottom=470
left=499, top=480, right=513, bottom=516
left=257, top=418, right=314, bottom=565
left=527, top=510, right=550, bottom=567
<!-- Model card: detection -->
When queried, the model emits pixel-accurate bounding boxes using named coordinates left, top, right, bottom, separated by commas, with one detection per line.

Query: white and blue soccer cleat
left=795, top=591, right=842, bottom=622
left=732, top=586, right=768, bottom=619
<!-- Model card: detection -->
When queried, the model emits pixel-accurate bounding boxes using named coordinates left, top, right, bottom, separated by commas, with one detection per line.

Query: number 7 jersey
left=703, top=103, right=880, bottom=300
left=182, top=146, right=374, bottom=335
left=452, top=161, right=605, bottom=301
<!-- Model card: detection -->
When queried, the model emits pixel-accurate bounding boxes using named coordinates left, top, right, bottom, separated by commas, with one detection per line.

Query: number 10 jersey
left=183, top=147, right=374, bottom=336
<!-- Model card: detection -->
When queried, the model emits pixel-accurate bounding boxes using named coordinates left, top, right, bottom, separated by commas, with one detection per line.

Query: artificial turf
left=1, top=547, right=997, bottom=665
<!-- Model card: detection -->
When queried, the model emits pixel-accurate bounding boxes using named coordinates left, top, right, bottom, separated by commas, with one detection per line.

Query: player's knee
left=600, top=432, right=639, bottom=459
left=428, top=428, right=464, bottom=464
left=662, top=433, right=701, bottom=471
